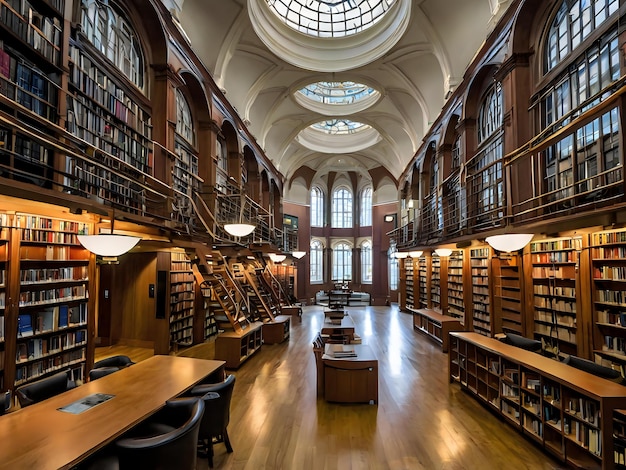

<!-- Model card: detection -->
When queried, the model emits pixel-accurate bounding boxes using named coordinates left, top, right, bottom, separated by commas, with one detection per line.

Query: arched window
left=332, top=187, right=353, bottom=228
left=311, top=186, right=324, bottom=227
left=310, top=239, right=324, bottom=283
left=360, top=187, right=372, bottom=227
left=361, top=240, right=372, bottom=283
left=173, top=89, right=198, bottom=227
left=332, top=242, right=352, bottom=283
left=389, top=253, right=398, bottom=291
left=545, top=0, right=618, bottom=72
left=467, top=83, right=504, bottom=227
left=216, top=136, right=228, bottom=192
left=81, top=0, right=145, bottom=90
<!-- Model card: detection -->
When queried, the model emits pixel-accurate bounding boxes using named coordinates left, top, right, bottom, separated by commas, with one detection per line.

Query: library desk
left=321, top=314, right=356, bottom=343
left=262, top=315, right=291, bottom=344
left=412, top=308, right=464, bottom=352
left=322, top=343, right=378, bottom=404
left=0, top=355, right=225, bottom=470
left=281, top=305, right=303, bottom=322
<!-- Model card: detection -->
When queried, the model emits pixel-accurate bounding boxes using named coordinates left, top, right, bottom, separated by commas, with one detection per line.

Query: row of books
left=596, top=289, right=626, bottom=305
left=601, top=335, right=626, bottom=356
left=597, top=310, right=626, bottom=326
left=533, top=284, right=576, bottom=297
left=171, top=281, right=193, bottom=292
left=531, top=251, right=578, bottom=263
left=535, top=325, right=577, bottom=344
left=594, top=265, right=626, bottom=280
left=535, top=311, right=576, bottom=327
left=534, top=297, right=576, bottom=313
left=16, top=215, right=88, bottom=233
left=16, top=329, right=87, bottom=363
left=14, top=347, right=85, bottom=385
left=64, top=157, right=147, bottom=210
left=69, top=45, right=151, bottom=135
left=531, top=238, right=582, bottom=252
left=18, top=284, right=87, bottom=306
left=532, top=265, right=577, bottom=279
left=0, top=2, right=62, bottom=65
left=20, top=266, right=88, bottom=284
left=593, top=231, right=626, bottom=245
left=565, top=419, right=602, bottom=456
left=592, top=246, right=626, bottom=259
left=566, top=397, right=601, bottom=427
left=20, top=229, right=82, bottom=245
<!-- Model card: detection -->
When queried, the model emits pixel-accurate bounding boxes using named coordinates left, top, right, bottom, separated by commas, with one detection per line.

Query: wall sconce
left=292, top=251, right=306, bottom=259
left=269, top=253, right=286, bottom=263
left=434, top=248, right=453, bottom=257
left=408, top=251, right=423, bottom=258
left=485, top=234, right=533, bottom=252
left=394, top=252, right=409, bottom=259
left=384, top=214, right=395, bottom=223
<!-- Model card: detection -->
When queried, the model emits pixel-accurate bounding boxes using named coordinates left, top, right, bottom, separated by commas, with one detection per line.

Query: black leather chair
left=563, top=355, right=626, bottom=384
left=114, top=397, right=205, bottom=470
left=93, top=355, right=135, bottom=369
left=89, top=366, right=120, bottom=381
left=16, top=370, right=74, bottom=408
left=189, top=374, right=236, bottom=468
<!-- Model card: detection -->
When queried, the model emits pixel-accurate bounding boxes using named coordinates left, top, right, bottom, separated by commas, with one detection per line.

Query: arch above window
left=80, top=0, right=145, bottom=91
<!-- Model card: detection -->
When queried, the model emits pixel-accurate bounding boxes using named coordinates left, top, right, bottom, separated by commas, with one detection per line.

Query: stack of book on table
left=328, top=344, right=357, bottom=358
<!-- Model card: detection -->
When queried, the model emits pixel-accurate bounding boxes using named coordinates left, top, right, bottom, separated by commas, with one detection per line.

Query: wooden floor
left=96, top=305, right=564, bottom=470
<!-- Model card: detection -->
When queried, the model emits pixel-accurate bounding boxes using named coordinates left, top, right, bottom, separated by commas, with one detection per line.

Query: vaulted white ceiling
left=174, top=0, right=512, bottom=183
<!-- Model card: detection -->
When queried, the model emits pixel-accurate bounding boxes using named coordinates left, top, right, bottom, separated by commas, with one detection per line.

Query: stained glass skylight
left=267, top=0, right=397, bottom=38
left=298, top=81, right=378, bottom=105
left=311, top=119, right=370, bottom=135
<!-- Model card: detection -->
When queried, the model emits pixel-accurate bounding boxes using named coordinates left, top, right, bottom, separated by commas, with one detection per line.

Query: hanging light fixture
left=408, top=250, right=423, bottom=258
left=485, top=233, right=533, bottom=252
left=292, top=251, right=306, bottom=259
left=394, top=252, right=409, bottom=259
left=269, top=253, right=286, bottom=263
left=434, top=248, right=453, bottom=257
left=224, top=193, right=256, bottom=237
left=77, top=213, right=140, bottom=257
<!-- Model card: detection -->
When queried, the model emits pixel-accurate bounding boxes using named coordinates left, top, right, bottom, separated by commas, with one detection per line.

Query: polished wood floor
left=96, top=305, right=565, bottom=470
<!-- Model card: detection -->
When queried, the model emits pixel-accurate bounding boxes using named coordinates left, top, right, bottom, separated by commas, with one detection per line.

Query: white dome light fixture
left=77, top=234, right=141, bottom=257
left=269, top=253, right=287, bottom=263
left=408, top=251, right=423, bottom=258
left=224, top=223, right=256, bottom=237
left=434, top=248, right=453, bottom=257
left=292, top=251, right=307, bottom=259
left=485, top=234, right=534, bottom=253
left=393, top=252, right=408, bottom=259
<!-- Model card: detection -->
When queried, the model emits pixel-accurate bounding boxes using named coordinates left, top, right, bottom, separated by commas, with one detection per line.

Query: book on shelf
left=17, top=314, right=33, bottom=337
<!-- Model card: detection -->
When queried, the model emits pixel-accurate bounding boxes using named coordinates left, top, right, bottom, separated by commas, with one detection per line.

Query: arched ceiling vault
left=177, top=0, right=512, bottom=183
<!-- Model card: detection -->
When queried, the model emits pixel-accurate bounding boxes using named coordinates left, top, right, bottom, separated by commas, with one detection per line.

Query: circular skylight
left=311, top=119, right=370, bottom=135
left=298, top=81, right=378, bottom=105
left=267, top=0, right=397, bottom=38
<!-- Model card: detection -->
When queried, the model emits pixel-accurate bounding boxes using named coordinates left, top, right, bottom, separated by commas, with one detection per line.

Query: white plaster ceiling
left=175, top=0, right=512, bottom=183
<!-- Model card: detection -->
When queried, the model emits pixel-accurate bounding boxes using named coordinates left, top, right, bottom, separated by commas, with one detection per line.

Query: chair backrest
left=190, top=375, right=236, bottom=435
left=89, top=366, right=120, bottom=381
left=93, top=355, right=135, bottom=370
left=116, top=397, right=204, bottom=470
left=500, top=333, right=542, bottom=353
left=312, top=334, right=325, bottom=396
left=16, top=370, right=70, bottom=408
left=563, top=355, right=625, bottom=384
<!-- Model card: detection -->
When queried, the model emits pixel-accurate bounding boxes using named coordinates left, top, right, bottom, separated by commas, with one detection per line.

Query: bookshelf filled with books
left=403, top=257, right=414, bottom=311
left=430, top=254, right=441, bottom=311
left=450, top=332, right=626, bottom=470
left=170, top=250, right=194, bottom=347
left=14, top=212, right=91, bottom=388
left=65, top=40, right=152, bottom=214
left=591, top=228, right=626, bottom=375
left=470, top=247, right=491, bottom=336
left=0, top=213, right=7, bottom=390
left=530, top=237, right=582, bottom=358
left=417, top=256, right=428, bottom=309
left=447, top=250, right=464, bottom=322
left=493, top=254, right=523, bottom=335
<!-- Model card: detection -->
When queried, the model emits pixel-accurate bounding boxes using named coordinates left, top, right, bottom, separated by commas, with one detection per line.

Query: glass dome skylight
left=311, top=119, right=370, bottom=135
left=298, top=81, right=378, bottom=105
left=266, top=0, right=397, bottom=38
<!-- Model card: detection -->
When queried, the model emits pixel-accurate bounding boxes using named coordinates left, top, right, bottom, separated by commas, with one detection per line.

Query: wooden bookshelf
left=0, top=213, right=7, bottom=391
left=13, top=212, right=91, bottom=388
left=530, top=237, right=582, bottom=358
left=215, top=321, right=263, bottom=369
left=417, top=256, right=428, bottom=309
left=450, top=332, right=626, bottom=469
left=591, top=228, right=626, bottom=375
left=403, top=257, right=414, bottom=311
left=447, top=250, right=464, bottom=322
left=169, top=250, right=194, bottom=347
left=198, top=281, right=218, bottom=341
left=493, top=253, right=523, bottom=335
left=430, top=254, right=442, bottom=311
left=470, top=247, right=491, bottom=336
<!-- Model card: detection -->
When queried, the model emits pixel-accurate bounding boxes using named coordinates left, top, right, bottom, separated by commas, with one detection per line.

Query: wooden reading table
left=0, top=355, right=225, bottom=470
left=322, top=343, right=378, bottom=404
left=321, top=314, right=356, bottom=343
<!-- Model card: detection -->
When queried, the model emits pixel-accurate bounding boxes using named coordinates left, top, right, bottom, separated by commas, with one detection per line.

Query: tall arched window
left=216, top=136, right=228, bottom=192
left=332, top=242, right=352, bottom=283
left=361, top=240, right=372, bottom=283
left=332, top=187, right=353, bottom=228
left=310, top=239, right=324, bottom=283
left=389, top=254, right=398, bottom=291
left=173, top=89, right=198, bottom=228
left=545, top=0, right=618, bottom=72
left=467, top=82, right=504, bottom=227
left=81, top=0, right=145, bottom=90
left=311, top=186, right=324, bottom=227
left=360, top=187, right=372, bottom=226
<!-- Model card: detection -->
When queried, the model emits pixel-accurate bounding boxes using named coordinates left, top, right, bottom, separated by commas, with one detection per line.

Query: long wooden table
left=0, top=355, right=225, bottom=470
